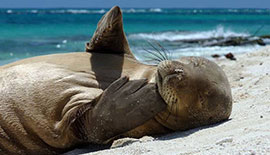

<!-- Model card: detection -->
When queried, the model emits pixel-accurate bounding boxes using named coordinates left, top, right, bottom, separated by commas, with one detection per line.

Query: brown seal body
left=0, top=6, right=232, bottom=155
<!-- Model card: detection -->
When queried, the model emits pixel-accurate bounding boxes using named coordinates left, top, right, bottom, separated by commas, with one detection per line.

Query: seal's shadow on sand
left=156, top=119, right=231, bottom=141
left=63, top=144, right=111, bottom=155
left=64, top=119, right=231, bottom=154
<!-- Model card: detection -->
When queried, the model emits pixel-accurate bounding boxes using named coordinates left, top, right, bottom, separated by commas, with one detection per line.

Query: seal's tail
left=85, top=6, right=135, bottom=59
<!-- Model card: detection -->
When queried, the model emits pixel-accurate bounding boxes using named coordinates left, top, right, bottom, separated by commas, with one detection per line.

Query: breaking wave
left=128, top=26, right=250, bottom=42
left=49, top=9, right=106, bottom=14
left=149, top=8, right=162, bottom=12
left=6, top=10, right=13, bottom=14
left=134, top=45, right=262, bottom=64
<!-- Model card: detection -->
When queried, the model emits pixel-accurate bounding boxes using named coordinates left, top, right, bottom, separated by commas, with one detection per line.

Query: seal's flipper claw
left=86, top=6, right=135, bottom=58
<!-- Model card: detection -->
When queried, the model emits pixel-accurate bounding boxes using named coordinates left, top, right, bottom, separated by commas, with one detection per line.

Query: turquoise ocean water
left=1, top=8, right=270, bottom=65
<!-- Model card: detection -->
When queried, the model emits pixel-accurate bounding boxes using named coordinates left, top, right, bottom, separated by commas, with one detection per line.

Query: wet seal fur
left=0, top=6, right=232, bottom=155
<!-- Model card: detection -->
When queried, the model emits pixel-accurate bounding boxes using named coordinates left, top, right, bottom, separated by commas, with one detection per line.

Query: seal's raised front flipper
left=86, top=6, right=135, bottom=58
left=74, top=77, right=166, bottom=144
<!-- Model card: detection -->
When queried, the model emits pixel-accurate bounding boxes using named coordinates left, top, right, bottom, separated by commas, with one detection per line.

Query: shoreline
left=70, top=46, right=270, bottom=155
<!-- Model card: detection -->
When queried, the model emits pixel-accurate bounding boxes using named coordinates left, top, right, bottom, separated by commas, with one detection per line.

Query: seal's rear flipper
left=86, top=6, right=135, bottom=58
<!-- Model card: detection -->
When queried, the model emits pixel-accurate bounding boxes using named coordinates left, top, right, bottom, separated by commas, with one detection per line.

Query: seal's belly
left=0, top=62, right=103, bottom=154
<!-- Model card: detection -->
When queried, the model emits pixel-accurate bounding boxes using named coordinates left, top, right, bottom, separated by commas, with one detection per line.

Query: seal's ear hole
left=208, top=116, right=213, bottom=121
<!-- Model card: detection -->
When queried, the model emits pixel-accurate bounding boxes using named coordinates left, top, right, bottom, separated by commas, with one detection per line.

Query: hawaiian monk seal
left=0, top=6, right=232, bottom=154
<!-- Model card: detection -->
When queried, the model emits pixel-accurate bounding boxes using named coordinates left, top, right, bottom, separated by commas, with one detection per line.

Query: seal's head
left=155, top=57, right=232, bottom=130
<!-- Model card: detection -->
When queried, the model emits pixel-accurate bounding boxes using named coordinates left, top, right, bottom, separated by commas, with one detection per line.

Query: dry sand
left=68, top=46, right=270, bottom=155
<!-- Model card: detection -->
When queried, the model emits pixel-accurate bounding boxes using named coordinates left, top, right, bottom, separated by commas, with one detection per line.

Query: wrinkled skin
left=0, top=62, right=166, bottom=155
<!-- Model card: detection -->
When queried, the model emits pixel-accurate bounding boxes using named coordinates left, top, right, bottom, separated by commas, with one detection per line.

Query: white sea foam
left=134, top=45, right=262, bottom=64
left=49, top=10, right=66, bottom=14
left=49, top=9, right=105, bottom=14
left=170, top=45, right=261, bottom=57
left=124, top=9, right=136, bottom=13
left=6, top=10, right=12, bottom=14
left=149, top=8, right=162, bottom=12
left=93, top=9, right=106, bottom=14
left=128, top=26, right=249, bottom=42
left=66, top=9, right=91, bottom=14
left=47, top=8, right=161, bottom=14
left=30, top=10, right=38, bottom=13
left=228, top=9, right=238, bottom=13
left=62, top=40, right=67, bottom=44
left=123, top=9, right=146, bottom=13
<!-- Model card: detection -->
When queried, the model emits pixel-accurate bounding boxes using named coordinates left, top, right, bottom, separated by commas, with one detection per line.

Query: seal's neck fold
left=86, top=6, right=135, bottom=59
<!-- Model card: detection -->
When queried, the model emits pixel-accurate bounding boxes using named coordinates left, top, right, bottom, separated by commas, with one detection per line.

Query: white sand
left=69, top=47, right=270, bottom=155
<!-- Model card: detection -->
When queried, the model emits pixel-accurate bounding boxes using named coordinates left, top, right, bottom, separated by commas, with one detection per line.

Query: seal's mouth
left=156, top=60, right=186, bottom=111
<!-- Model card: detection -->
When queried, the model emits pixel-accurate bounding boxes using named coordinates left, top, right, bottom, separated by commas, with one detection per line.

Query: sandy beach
left=66, top=46, right=270, bottom=155
left=1, top=4, right=270, bottom=155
